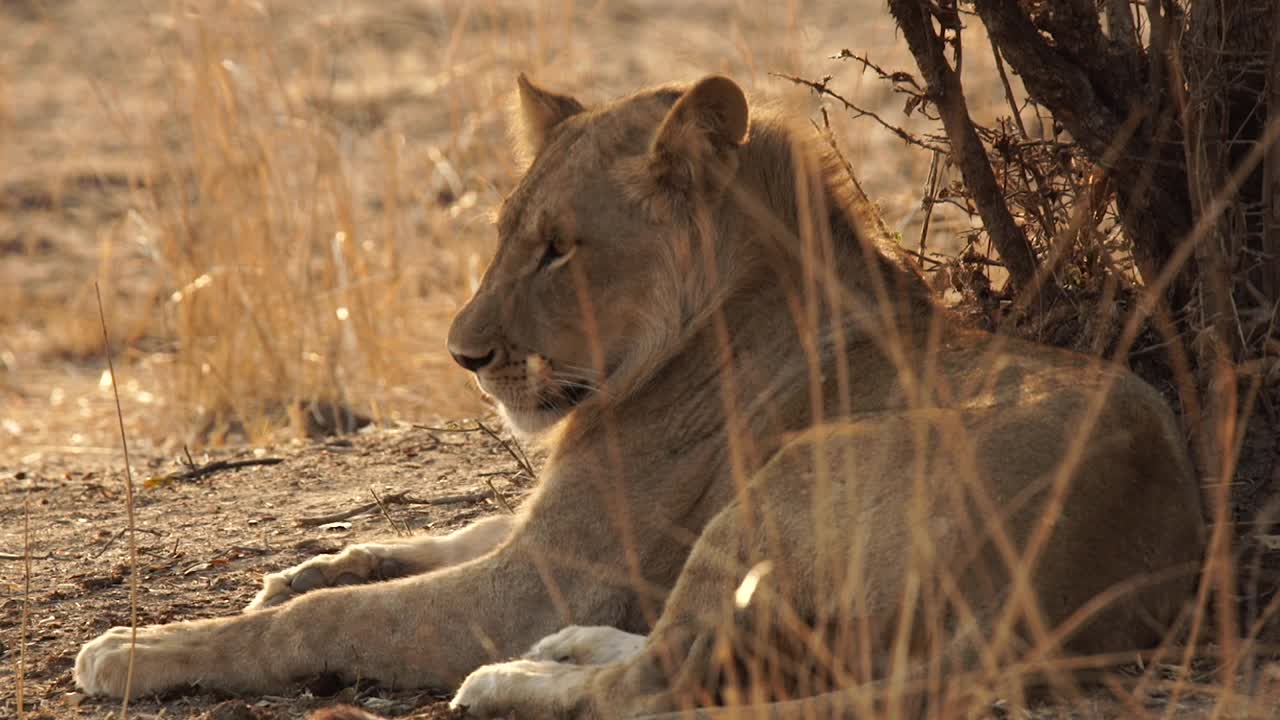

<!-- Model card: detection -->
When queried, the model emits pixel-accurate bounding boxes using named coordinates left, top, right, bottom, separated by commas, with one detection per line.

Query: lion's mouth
left=537, top=383, right=593, bottom=412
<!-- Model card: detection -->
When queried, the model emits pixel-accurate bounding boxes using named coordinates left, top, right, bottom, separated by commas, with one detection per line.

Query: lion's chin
left=490, top=384, right=595, bottom=436
left=499, top=405, right=572, bottom=435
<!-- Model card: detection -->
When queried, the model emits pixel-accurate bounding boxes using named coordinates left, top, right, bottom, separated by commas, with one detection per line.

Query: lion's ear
left=511, top=74, right=584, bottom=165
left=648, top=75, right=749, bottom=192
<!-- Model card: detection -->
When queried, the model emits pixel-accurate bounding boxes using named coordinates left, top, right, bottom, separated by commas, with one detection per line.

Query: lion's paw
left=75, top=623, right=206, bottom=699
left=246, top=544, right=409, bottom=610
left=523, top=625, right=646, bottom=665
left=451, top=659, right=595, bottom=719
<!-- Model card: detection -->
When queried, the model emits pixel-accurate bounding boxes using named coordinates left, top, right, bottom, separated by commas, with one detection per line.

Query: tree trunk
left=1265, top=0, right=1280, bottom=303
left=972, top=0, right=1195, bottom=308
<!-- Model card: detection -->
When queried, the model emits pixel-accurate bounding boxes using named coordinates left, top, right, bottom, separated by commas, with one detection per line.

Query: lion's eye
left=537, top=235, right=574, bottom=271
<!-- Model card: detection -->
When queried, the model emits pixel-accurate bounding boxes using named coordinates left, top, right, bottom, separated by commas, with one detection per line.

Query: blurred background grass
left=0, top=0, right=1012, bottom=459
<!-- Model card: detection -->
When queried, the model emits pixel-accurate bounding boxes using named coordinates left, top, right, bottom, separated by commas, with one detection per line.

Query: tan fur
left=75, top=76, right=1204, bottom=718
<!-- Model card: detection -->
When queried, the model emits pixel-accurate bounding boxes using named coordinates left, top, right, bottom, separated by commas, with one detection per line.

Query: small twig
left=296, top=490, right=491, bottom=527
left=297, top=500, right=388, bottom=527
left=901, top=247, right=945, bottom=268
left=16, top=497, right=29, bottom=717
left=84, top=482, right=117, bottom=502
left=833, top=48, right=922, bottom=90
left=222, top=545, right=273, bottom=557
left=474, top=421, right=536, bottom=480
left=961, top=250, right=1008, bottom=268
left=988, top=37, right=1028, bottom=139
left=419, top=421, right=537, bottom=481
left=476, top=470, right=533, bottom=482
left=91, top=527, right=164, bottom=559
left=418, top=423, right=486, bottom=433
left=95, top=280, right=139, bottom=715
left=369, top=486, right=410, bottom=536
left=811, top=114, right=897, bottom=247
left=919, top=150, right=943, bottom=256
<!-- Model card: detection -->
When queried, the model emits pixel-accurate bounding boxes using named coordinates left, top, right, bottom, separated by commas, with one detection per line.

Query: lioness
left=76, top=74, right=1205, bottom=717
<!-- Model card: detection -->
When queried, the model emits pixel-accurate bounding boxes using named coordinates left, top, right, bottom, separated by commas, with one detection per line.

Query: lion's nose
left=450, top=347, right=496, bottom=373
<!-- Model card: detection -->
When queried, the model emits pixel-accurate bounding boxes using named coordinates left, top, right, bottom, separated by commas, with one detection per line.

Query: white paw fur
left=75, top=622, right=206, bottom=699
left=451, top=659, right=595, bottom=718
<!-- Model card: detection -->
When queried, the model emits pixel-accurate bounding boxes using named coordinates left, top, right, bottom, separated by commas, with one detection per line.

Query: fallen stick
left=146, top=457, right=284, bottom=487
left=0, top=550, right=74, bottom=561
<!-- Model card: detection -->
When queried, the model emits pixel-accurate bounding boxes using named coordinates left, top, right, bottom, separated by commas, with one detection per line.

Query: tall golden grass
left=130, top=4, right=518, bottom=442
left=6, top=1, right=982, bottom=448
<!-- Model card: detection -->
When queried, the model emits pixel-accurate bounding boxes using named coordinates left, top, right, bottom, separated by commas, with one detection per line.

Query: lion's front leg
left=247, top=514, right=516, bottom=609
left=76, top=530, right=624, bottom=700
left=76, top=612, right=279, bottom=699
left=450, top=503, right=756, bottom=720
left=448, top=474, right=840, bottom=720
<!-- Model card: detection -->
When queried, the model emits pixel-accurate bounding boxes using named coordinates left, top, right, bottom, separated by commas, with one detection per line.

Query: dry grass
left=2, top=0, right=1014, bottom=451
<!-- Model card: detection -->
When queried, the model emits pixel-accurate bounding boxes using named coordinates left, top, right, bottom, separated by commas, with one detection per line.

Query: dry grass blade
left=16, top=497, right=30, bottom=719
left=95, top=281, right=140, bottom=715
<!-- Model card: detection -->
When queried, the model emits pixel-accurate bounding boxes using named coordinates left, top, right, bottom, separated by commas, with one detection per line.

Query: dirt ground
left=2, top=423, right=537, bottom=719
left=4, top=1, right=1280, bottom=719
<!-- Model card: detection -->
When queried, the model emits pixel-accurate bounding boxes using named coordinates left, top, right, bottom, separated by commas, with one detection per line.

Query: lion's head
left=447, top=74, right=754, bottom=433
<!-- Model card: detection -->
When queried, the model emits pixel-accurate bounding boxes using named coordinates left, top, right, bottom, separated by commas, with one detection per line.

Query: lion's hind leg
left=248, top=513, right=517, bottom=609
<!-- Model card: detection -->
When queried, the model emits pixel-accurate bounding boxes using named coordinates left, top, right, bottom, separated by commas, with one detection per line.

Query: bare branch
left=886, top=0, right=1047, bottom=299
left=772, top=72, right=946, bottom=153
